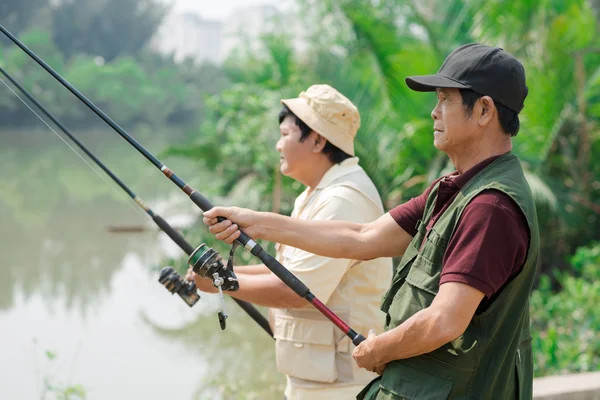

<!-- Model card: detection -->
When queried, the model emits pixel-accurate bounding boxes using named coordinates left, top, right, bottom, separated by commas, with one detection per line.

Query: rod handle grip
left=190, top=191, right=214, bottom=211
left=352, top=334, right=366, bottom=346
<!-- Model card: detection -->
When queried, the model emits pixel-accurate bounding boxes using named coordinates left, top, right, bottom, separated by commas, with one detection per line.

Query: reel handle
left=158, top=267, right=201, bottom=307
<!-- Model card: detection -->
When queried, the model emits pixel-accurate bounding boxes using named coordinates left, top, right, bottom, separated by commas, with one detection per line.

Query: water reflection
left=0, top=129, right=163, bottom=314
left=0, top=128, right=279, bottom=399
left=0, top=127, right=201, bottom=312
left=143, top=296, right=283, bottom=400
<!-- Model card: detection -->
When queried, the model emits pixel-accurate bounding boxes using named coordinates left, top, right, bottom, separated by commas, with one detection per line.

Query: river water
left=0, top=127, right=281, bottom=400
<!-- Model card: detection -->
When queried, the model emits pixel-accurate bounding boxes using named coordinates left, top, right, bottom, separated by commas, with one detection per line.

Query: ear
left=478, top=96, right=496, bottom=127
left=312, top=133, right=327, bottom=153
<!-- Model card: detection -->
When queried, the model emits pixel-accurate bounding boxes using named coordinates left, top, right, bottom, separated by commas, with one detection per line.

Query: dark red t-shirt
left=389, top=155, right=530, bottom=304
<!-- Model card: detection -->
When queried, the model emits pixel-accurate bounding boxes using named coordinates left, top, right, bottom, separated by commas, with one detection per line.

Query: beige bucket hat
left=281, top=84, right=360, bottom=156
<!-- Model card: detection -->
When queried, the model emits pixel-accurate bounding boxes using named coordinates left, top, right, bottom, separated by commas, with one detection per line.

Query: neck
left=449, top=135, right=512, bottom=173
left=300, top=158, right=336, bottom=193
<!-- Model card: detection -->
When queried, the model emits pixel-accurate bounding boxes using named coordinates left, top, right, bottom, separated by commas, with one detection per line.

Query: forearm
left=226, top=272, right=308, bottom=308
left=256, top=211, right=369, bottom=259
left=233, top=264, right=269, bottom=275
left=372, top=308, right=459, bottom=364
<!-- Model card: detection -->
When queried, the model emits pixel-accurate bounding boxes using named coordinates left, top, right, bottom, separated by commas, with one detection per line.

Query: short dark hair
left=459, top=89, right=520, bottom=137
left=278, top=105, right=352, bottom=164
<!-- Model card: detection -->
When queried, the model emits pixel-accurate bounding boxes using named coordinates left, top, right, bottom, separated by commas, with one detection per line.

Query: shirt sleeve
left=389, top=179, right=441, bottom=236
left=439, top=190, right=530, bottom=298
left=281, top=189, right=379, bottom=304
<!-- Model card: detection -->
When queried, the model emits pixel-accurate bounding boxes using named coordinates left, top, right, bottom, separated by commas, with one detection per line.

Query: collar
left=315, top=157, right=362, bottom=190
left=446, top=153, right=507, bottom=189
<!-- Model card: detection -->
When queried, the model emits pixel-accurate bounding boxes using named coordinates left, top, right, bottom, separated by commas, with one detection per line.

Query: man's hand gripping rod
left=187, top=192, right=366, bottom=345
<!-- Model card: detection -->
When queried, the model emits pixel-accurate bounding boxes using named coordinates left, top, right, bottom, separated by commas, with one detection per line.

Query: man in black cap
left=202, top=43, right=540, bottom=399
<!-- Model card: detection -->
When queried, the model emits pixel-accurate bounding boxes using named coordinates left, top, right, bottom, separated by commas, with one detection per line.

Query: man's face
left=276, top=115, right=317, bottom=181
left=431, top=88, right=479, bottom=153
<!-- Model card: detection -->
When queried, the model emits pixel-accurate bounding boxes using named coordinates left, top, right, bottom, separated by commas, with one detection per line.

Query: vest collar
left=446, top=152, right=509, bottom=189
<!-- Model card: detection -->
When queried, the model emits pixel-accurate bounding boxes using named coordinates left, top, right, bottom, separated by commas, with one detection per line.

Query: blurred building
left=150, top=4, right=306, bottom=65
left=151, top=11, right=223, bottom=64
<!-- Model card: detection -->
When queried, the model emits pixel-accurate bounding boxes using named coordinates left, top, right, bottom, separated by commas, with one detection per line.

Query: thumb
left=368, top=328, right=376, bottom=338
left=203, top=206, right=231, bottom=219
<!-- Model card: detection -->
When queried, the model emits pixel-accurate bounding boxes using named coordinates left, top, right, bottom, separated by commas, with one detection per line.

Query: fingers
left=352, top=343, right=364, bottom=365
left=220, top=229, right=241, bottom=245
left=374, top=364, right=386, bottom=375
left=201, top=206, right=246, bottom=244
left=207, top=219, right=238, bottom=241
left=185, top=267, right=195, bottom=281
left=202, top=216, right=219, bottom=226
left=368, top=328, right=376, bottom=337
left=207, top=218, right=233, bottom=234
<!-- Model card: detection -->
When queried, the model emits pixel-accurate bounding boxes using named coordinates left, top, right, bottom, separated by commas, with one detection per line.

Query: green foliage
left=0, top=28, right=66, bottom=118
left=531, top=241, right=600, bottom=376
left=63, top=55, right=186, bottom=125
left=50, top=0, right=167, bottom=62
left=531, top=274, right=600, bottom=376
left=569, top=241, right=600, bottom=279
left=40, top=349, right=86, bottom=400
left=0, top=28, right=231, bottom=128
left=164, top=83, right=301, bottom=213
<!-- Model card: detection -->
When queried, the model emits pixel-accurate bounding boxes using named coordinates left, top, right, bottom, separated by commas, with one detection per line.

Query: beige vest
left=270, top=158, right=393, bottom=391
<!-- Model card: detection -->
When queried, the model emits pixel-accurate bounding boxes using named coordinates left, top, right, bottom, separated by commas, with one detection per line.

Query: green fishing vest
left=358, top=153, right=540, bottom=400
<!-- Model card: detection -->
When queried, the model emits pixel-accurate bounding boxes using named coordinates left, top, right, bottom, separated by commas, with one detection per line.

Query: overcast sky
left=163, top=0, right=281, bottom=20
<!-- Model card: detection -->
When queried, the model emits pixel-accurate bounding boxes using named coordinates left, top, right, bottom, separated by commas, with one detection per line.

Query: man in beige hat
left=188, top=84, right=393, bottom=399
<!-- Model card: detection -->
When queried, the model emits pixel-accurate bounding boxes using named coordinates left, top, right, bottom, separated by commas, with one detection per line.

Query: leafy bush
left=0, top=29, right=230, bottom=128
left=531, top=242, right=600, bottom=376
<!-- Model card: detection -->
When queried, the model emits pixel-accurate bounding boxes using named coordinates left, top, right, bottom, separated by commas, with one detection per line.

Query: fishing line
left=0, top=76, right=151, bottom=224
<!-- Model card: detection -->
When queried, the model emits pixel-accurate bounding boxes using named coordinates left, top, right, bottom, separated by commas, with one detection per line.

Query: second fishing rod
left=0, top=65, right=273, bottom=338
left=0, top=24, right=366, bottom=345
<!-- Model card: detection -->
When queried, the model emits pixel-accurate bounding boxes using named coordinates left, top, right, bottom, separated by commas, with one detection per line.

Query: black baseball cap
left=405, top=43, right=528, bottom=113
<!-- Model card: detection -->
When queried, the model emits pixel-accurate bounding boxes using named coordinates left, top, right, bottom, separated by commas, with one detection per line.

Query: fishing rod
left=0, top=65, right=273, bottom=338
left=0, top=24, right=366, bottom=345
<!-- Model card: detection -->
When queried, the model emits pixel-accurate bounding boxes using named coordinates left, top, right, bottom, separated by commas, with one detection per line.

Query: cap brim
left=405, top=74, right=471, bottom=92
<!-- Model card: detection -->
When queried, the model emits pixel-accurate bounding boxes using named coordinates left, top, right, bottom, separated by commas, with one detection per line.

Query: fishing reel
left=187, top=243, right=241, bottom=330
left=158, top=266, right=201, bottom=307
left=188, top=244, right=239, bottom=291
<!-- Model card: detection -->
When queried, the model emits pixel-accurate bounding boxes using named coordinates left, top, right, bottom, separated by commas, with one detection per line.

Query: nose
left=276, top=137, right=283, bottom=152
left=431, top=101, right=440, bottom=121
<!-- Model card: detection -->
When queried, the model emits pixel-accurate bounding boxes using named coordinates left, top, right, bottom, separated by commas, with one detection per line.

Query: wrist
left=254, top=211, right=268, bottom=240
left=371, top=334, right=387, bottom=365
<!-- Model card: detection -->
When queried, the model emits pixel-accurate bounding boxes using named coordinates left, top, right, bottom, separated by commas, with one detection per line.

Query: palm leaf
left=524, top=169, right=560, bottom=214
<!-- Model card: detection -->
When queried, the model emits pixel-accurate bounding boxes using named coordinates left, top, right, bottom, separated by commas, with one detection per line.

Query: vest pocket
left=377, top=361, right=453, bottom=399
left=381, top=244, right=419, bottom=314
left=515, top=339, right=533, bottom=400
left=405, top=256, right=441, bottom=296
left=273, top=314, right=337, bottom=383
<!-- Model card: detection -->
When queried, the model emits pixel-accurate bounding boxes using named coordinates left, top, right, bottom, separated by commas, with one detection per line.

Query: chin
left=433, top=138, right=448, bottom=151
left=279, top=164, right=290, bottom=176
